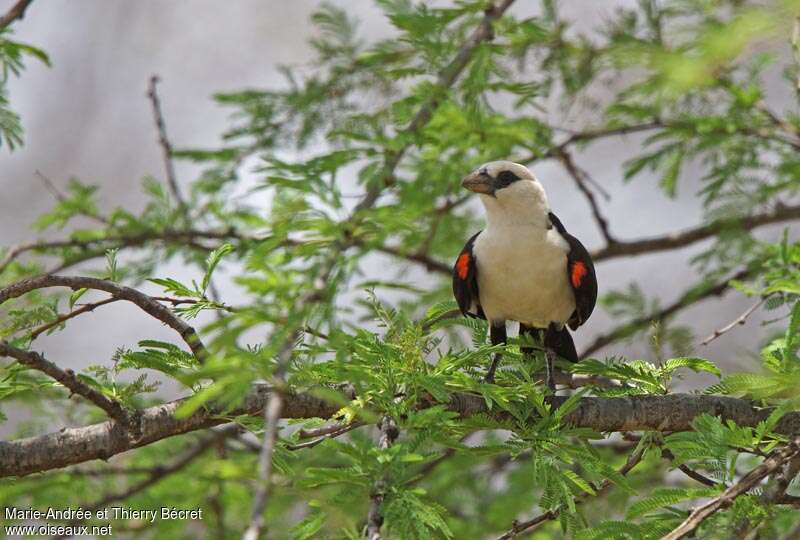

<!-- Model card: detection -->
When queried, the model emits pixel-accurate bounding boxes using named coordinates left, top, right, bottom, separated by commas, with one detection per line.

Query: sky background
left=1, top=0, right=795, bottom=427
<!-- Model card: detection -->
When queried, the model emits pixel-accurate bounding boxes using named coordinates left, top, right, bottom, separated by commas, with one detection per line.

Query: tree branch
left=5, top=389, right=800, bottom=478
left=700, top=297, right=766, bottom=346
left=366, top=416, right=400, bottom=540
left=0, top=0, right=34, bottom=29
left=557, top=149, right=615, bottom=244
left=146, top=75, right=185, bottom=210
left=0, top=341, right=136, bottom=433
left=591, top=203, right=800, bottom=262
left=29, top=296, right=120, bottom=340
left=662, top=438, right=800, bottom=540
left=662, top=448, right=719, bottom=487
left=0, top=275, right=208, bottom=362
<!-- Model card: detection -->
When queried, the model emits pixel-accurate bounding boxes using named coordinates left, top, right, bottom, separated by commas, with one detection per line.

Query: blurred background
left=1, top=0, right=793, bottom=420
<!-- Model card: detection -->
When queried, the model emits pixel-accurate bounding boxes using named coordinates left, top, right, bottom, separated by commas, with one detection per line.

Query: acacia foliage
left=1, top=1, right=800, bottom=539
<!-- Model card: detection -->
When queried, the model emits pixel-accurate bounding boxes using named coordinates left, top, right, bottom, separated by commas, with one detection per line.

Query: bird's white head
left=461, top=161, right=550, bottom=228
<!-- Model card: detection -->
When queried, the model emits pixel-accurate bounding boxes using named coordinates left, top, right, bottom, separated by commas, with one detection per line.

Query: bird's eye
left=496, top=170, right=520, bottom=187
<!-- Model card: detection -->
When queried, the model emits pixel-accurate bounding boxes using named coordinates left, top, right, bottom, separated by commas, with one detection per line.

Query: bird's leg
left=485, top=323, right=507, bottom=383
left=544, top=324, right=559, bottom=392
left=544, top=347, right=557, bottom=392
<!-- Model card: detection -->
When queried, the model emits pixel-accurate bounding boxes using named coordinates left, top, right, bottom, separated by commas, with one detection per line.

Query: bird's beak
left=461, top=171, right=494, bottom=195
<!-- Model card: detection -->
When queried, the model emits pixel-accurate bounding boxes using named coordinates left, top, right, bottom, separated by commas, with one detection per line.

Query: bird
left=452, top=161, right=597, bottom=389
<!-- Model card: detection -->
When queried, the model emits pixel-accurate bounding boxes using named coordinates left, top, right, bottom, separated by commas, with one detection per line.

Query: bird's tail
left=544, top=326, right=578, bottom=363
left=520, top=324, right=579, bottom=362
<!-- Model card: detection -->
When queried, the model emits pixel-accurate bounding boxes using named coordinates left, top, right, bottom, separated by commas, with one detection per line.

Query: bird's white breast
left=474, top=225, right=575, bottom=328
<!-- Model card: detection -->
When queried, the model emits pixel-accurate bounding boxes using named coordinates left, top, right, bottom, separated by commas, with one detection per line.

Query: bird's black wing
left=452, top=231, right=484, bottom=319
left=548, top=212, right=597, bottom=330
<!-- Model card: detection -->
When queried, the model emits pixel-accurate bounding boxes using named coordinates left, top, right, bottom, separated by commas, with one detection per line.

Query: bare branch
left=557, top=149, right=615, bottom=244
left=700, top=297, right=767, bottom=346
left=662, top=448, right=719, bottom=487
left=0, top=0, right=34, bottom=29
left=29, top=296, right=120, bottom=340
left=0, top=275, right=208, bottom=362
left=0, top=341, right=136, bottom=432
left=147, top=75, right=185, bottom=209
left=366, top=416, right=400, bottom=540
left=662, top=438, right=800, bottom=540
left=592, top=203, right=800, bottom=263
left=793, top=16, right=800, bottom=96
left=287, top=421, right=363, bottom=451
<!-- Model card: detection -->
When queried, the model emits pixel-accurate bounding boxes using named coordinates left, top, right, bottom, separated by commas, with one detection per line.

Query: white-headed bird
left=452, top=161, right=597, bottom=388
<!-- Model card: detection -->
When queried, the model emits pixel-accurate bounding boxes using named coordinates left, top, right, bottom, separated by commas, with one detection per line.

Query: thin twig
left=700, top=297, right=767, bottom=346
left=0, top=0, right=34, bottom=29
left=147, top=75, right=184, bottom=209
left=0, top=275, right=208, bottom=362
left=298, top=421, right=364, bottom=440
left=34, top=170, right=109, bottom=225
left=793, top=17, right=800, bottom=96
left=557, top=149, right=615, bottom=244
left=288, top=422, right=363, bottom=451
left=0, top=341, right=137, bottom=433
left=30, top=296, right=120, bottom=340
left=35, top=170, right=67, bottom=202
left=366, top=416, right=400, bottom=540
left=496, top=441, right=648, bottom=539
left=662, top=438, right=800, bottom=540
left=662, top=448, right=719, bottom=487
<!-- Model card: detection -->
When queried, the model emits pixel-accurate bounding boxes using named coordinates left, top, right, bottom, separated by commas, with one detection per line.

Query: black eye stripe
left=495, top=170, right=520, bottom=187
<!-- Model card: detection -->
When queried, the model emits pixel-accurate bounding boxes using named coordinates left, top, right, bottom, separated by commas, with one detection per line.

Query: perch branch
left=5, top=390, right=800, bottom=478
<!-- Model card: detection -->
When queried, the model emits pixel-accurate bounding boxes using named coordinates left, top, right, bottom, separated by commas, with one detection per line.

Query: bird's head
left=461, top=161, right=550, bottom=227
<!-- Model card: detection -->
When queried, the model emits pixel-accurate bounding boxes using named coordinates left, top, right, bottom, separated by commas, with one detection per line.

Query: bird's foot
left=484, top=353, right=501, bottom=384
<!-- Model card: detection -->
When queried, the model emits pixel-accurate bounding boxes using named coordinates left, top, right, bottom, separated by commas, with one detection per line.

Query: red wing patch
left=456, top=253, right=471, bottom=280
left=571, top=261, right=588, bottom=288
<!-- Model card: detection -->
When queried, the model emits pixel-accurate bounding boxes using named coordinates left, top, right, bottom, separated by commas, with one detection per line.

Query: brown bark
left=3, top=388, right=800, bottom=478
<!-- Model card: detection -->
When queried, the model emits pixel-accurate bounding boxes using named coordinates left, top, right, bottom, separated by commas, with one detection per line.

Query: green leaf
left=202, top=243, right=234, bottom=294
left=661, top=357, right=721, bottom=377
